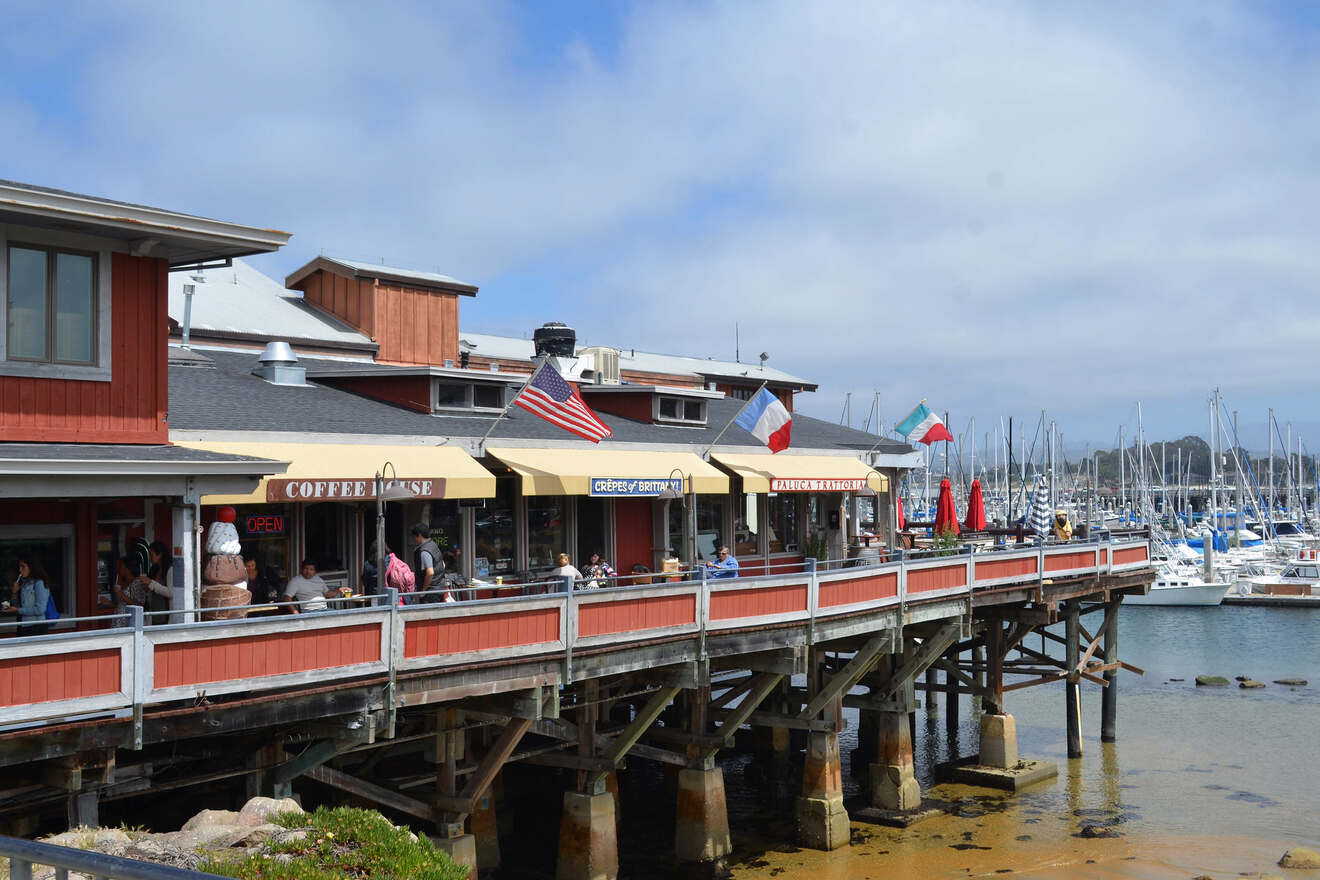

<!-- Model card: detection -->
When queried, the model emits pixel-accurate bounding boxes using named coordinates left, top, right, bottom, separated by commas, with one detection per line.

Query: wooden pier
left=0, top=535, right=1154, bottom=879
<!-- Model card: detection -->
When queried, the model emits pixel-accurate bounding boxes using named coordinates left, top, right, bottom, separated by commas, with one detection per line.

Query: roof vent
left=579, top=346, right=621, bottom=384
left=252, top=341, right=307, bottom=386
left=533, top=322, right=576, bottom=358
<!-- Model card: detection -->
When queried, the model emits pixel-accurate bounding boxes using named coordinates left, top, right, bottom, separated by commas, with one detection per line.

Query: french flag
left=895, top=402, right=955, bottom=446
left=735, top=388, right=792, bottom=453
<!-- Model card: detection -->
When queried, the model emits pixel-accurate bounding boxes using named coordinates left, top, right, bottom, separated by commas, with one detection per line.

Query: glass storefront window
left=695, top=497, right=726, bottom=561
left=426, top=500, right=462, bottom=571
left=235, top=505, right=292, bottom=579
left=735, top=493, right=760, bottom=557
left=767, top=494, right=799, bottom=554
left=304, top=503, right=347, bottom=573
left=474, top=479, right=515, bottom=577
left=0, top=527, right=74, bottom=617
left=666, top=499, right=684, bottom=562
left=527, top=496, right=566, bottom=571
left=577, top=498, right=608, bottom=568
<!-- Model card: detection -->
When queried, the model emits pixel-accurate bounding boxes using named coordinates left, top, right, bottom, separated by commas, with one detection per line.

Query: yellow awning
left=486, top=447, right=729, bottom=496
left=177, top=441, right=496, bottom=505
left=711, top=452, right=888, bottom=494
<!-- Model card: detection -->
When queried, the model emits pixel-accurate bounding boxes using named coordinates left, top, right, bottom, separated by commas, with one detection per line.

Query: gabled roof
left=0, top=179, right=290, bottom=266
left=458, top=332, right=817, bottom=391
left=168, top=259, right=376, bottom=353
left=285, top=256, right=478, bottom=295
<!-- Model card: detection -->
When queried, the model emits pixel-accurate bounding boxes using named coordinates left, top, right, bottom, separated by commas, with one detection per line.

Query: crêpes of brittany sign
left=266, top=478, right=446, bottom=502
left=769, top=478, right=868, bottom=492
left=588, top=477, right=683, bottom=497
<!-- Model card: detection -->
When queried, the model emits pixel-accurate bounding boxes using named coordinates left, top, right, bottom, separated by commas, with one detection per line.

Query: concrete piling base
left=470, top=792, right=500, bottom=871
left=675, top=767, right=732, bottom=863
left=797, top=731, right=850, bottom=851
left=871, top=761, right=922, bottom=811
left=557, top=791, right=618, bottom=880
left=979, top=713, right=1018, bottom=769
left=432, top=833, right=479, bottom=880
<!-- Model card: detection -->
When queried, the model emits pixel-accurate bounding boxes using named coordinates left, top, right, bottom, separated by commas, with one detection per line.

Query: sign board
left=588, top=477, right=684, bottom=497
left=769, top=478, right=869, bottom=493
left=242, top=513, right=287, bottom=536
left=265, top=478, right=446, bottom=503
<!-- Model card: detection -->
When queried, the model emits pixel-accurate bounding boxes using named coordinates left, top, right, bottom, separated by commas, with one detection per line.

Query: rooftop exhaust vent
left=533, top=322, right=576, bottom=358
left=252, top=341, right=307, bottom=386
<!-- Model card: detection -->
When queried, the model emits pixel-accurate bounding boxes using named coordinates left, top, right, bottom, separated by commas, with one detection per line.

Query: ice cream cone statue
left=200, top=506, right=251, bottom=620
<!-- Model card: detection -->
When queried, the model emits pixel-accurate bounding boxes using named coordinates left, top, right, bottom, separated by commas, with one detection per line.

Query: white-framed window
left=655, top=395, right=707, bottom=426
left=0, top=523, right=77, bottom=623
left=0, top=225, right=113, bottom=382
left=432, top=379, right=507, bottom=413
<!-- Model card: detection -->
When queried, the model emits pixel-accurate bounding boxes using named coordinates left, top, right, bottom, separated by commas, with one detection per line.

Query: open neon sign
left=243, top=514, right=286, bottom=536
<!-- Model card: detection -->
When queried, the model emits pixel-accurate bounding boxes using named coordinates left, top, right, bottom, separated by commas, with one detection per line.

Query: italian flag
left=895, top=403, right=955, bottom=445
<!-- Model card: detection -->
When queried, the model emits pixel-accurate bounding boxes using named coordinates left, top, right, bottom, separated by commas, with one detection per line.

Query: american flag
left=514, top=364, right=614, bottom=442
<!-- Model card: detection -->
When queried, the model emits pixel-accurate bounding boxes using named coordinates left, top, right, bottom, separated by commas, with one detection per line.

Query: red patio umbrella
left=896, top=494, right=906, bottom=531
left=964, top=478, right=987, bottom=531
left=934, top=477, right=960, bottom=538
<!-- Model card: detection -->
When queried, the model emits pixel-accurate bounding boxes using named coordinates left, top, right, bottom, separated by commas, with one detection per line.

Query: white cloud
left=4, top=0, right=1319, bottom=443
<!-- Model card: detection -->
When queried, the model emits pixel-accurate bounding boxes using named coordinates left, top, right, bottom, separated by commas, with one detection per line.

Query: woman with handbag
left=10, top=552, right=52, bottom=636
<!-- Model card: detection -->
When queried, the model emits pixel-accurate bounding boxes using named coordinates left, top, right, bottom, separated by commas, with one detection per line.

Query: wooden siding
left=1112, top=546, right=1148, bottom=565
left=578, top=594, right=696, bottom=638
left=403, top=607, right=560, bottom=658
left=320, top=375, right=433, bottom=413
left=714, top=383, right=795, bottom=412
left=819, top=572, right=897, bottom=608
left=298, top=271, right=375, bottom=338
left=1044, top=550, right=1096, bottom=572
left=154, top=624, right=380, bottom=688
left=0, top=253, right=167, bottom=443
left=906, top=564, right=967, bottom=593
left=710, top=583, right=807, bottom=620
left=0, top=649, right=120, bottom=707
left=582, top=392, right=654, bottom=423
left=613, top=499, right=653, bottom=576
left=974, top=556, right=1037, bottom=581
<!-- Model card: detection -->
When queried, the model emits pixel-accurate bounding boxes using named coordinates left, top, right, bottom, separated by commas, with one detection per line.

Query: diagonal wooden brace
left=797, top=634, right=891, bottom=720
left=870, top=623, right=963, bottom=704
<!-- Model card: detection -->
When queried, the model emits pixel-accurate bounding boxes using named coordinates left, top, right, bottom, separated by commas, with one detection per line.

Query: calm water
left=530, top=606, right=1320, bottom=880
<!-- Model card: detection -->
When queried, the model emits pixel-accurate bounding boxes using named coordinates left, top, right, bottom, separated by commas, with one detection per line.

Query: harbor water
left=503, top=605, right=1320, bottom=878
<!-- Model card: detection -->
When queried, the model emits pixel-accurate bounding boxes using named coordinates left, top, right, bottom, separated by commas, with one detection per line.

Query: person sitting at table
left=11, top=552, right=53, bottom=635
left=580, top=551, right=616, bottom=588
left=706, top=546, right=739, bottom=579
left=551, top=553, right=583, bottom=591
left=244, top=555, right=279, bottom=604
left=281, top=559, right=336, bottom=614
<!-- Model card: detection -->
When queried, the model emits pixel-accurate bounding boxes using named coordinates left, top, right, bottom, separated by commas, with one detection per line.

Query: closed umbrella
left=934, top=477, right=960, bottom=538
left=964, top=478, right=986, bottom=531
left=896, top=495, right=906, bottom=531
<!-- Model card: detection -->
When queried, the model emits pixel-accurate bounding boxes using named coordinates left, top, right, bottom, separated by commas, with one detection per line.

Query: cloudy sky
left=5, top=1, right=1319, bottom=453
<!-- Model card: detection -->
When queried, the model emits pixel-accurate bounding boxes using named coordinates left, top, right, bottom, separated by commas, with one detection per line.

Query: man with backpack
left=370, top=540, right=417, bottom=604
left=410, top=524, right=444, bottom=603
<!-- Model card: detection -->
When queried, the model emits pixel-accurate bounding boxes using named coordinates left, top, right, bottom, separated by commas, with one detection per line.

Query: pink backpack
left=385, top=553, right=416, bottom=593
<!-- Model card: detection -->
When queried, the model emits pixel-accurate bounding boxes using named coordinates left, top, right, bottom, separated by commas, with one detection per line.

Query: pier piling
left=1100, top=598, right=1119, bottom=742
left=1065, top=604, right=1083, bottom=758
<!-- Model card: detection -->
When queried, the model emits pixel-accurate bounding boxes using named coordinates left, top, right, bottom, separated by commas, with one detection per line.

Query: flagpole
left=705, top=380, right=770, bottom=456
left=478, top=358, right=549, bottom=450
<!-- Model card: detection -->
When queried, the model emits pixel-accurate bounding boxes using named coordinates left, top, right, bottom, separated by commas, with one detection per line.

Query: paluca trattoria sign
left=265, top=478, right=447, bottom=502
left=588, top=477, right=684, bottom=497
left=768, top=478, right=869, bottom=492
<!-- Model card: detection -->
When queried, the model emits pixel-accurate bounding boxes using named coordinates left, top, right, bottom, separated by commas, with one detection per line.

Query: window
left=735, top=493, right=760, bottom=557
left=527, top=496, right=566, bottom=570
left=656, top=395, right=706, bottom=425
left=236, top=504, right=292, bottom=581
left=0, top=231, right=111, bottom=381
left=695, top=497, right=726, bottom=561
left=6, top=244, right=96, bottom=364
left=474, top=479, right=516, bottom=576
left=767, top=494, right=799, bottom=554
left=729, top=387, right=754, bottom=401
left=0, top=524, right=76, bottom=622
left=304, top=503, right=348, bottom=574
left=432, top=379, right=507, bottom=412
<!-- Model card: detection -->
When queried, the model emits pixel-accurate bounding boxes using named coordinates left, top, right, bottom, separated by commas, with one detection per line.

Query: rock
left=1239, top=679, right=1266, bottom=689
left=123, top=839, right=174, bottom=862
left=238, top=796, right=303, bottom=827
left=41, top=830, right=94, bottom=849
left=1235, top=675, right=1250, bottom=682
left=228, top=822, right=285, bottom=846
left=1196, top=675, right=1230, bottom=687
left=181, top=809, right=241, bottom=831
left=1279, top=847, right=1320, bottom=869
left=271, top=828, right=310, bottom=845
left=91, top=828, right=132, bottom=855
left=1078, top=824, right=1121, bottom=838
left=1273, top=678, right=1308, bottom=687
left=157, top=826, right=246, bottom=852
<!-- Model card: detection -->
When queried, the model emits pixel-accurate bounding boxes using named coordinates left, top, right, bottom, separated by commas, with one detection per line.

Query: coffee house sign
left=266, top=478, right=446, bottom=502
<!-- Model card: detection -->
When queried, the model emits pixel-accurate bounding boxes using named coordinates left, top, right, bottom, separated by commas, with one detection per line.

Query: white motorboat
left=1124, top=564, right=1231, bottom=607
left=1246, top=549, right=1320, bottom=596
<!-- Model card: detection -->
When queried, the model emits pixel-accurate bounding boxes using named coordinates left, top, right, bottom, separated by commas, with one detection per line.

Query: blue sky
left=5, top=1, right=1320, bottom=453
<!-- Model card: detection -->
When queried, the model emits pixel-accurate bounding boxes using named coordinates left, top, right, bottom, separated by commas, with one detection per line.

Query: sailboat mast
left=1268, top=408, right=1275, bottom=519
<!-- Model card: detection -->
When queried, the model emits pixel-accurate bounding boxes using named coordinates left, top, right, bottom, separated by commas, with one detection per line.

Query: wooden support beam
left=708, top=676, right=756, bottom=712
left=595, top=685, right=679, bottom=773
left=306, top=763, right=434, bottom=823
left=272, top=739, right=354, bottom=786
left=636, top=662, right=706, bottom=689
left=931, top=657, right=988, bottom=696
left=709, top=710, right=838, bottom=732
left=797, top=633, right=889, bottom=720
left=521, top=752, right=620, bottom=772
left=871, top=623, right=963, bottom=705
left=462, top=687, right=554, bottom=720
left=610, top=740, right=688, bottom=768
left=709, top=673, right=784, bottom=752
left=455, top=717, right=532, bottom=814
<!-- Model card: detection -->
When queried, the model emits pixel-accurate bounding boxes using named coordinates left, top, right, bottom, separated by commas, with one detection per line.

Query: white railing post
left=564, top=583, right=577, bottom=685
left=896, top=547, right=907, bottom=612
left=965, top=544, right=976, bottom=598
left=698, top=563, right=709, bottom=660
left=805, top=557, right=818, bottom=645
left=129, top=605, right=148, bottom=750
left=385, top=587, right=399, bottom=738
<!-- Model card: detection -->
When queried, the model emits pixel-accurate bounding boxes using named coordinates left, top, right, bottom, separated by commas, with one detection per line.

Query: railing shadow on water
left=1, top=833, right=230, bottom=880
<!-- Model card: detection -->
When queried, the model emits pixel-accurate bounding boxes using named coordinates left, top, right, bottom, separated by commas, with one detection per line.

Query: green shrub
left=199, top=807, right=467, bottom=880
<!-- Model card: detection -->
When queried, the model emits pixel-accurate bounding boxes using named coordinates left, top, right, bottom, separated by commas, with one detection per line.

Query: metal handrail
left=1, top=833, right=229, bottom=880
